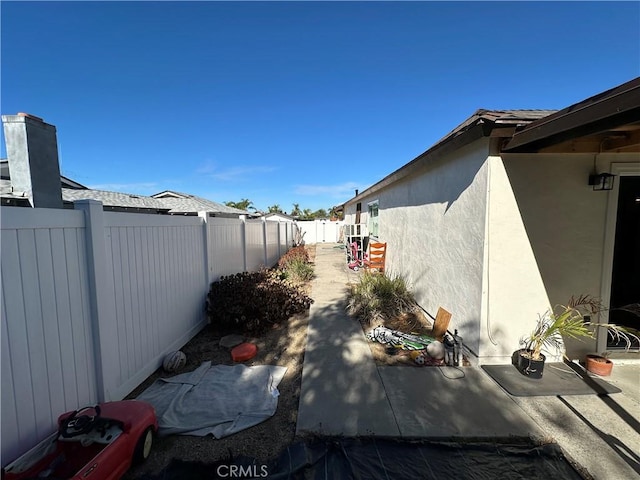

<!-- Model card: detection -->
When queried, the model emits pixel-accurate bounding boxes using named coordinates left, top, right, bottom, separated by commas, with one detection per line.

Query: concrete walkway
left=296, top=243, right=640, bottom=479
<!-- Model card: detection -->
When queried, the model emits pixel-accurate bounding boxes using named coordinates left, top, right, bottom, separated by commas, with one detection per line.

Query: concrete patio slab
left=296, top=345, right=400, bottom=436
left=296, top=243, right=640, bottom=479
left=297, top=245, right=400, bottom=436
left=379, top=366, right=544, bottom=438
left=512, top=386, right=640, bottom=480
left=605, top=363, right=640, bottom=405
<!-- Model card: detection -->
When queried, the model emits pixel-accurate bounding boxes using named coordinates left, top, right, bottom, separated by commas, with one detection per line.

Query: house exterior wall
left=344, top=140, right=491, bottom=357
left=344, top=144, right=639, bottom=363
left=501, top=152, right=640, bottom=359
left=482, top=155, right=554, bottom=362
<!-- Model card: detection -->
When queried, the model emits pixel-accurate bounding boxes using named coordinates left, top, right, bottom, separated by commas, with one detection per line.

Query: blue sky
left=2, top=2, right=639, bottom=213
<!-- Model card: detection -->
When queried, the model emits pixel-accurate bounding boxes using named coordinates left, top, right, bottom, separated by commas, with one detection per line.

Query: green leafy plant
left=522, top=295, right=639, bottom=360
left=278, top=245, right=310, bottom=269
left=277, top=246, right=313, bottom=284
left=283, top=258, right=314, bottom=284
left=346, top=272, right=420, bottom=326
left=523, top=304, right=593, bottom=361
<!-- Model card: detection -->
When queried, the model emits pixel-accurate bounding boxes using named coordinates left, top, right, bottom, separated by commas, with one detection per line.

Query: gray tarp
left=137, top=361, right=287, bottom=438
left=138, top=438, right=585, bottom=479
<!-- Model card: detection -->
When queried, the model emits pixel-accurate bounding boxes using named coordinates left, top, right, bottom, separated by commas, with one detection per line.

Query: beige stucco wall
left=345, top=139, right=491, bottom=357
left=482, top=156, right=554, bottom=362
left=501, top=153, right=640, bottom=359
left=344, top=145, right=639, bottom=364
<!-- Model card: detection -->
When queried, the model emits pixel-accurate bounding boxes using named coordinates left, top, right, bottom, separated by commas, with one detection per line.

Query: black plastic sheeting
left=138, top=437, right=585, bottom=479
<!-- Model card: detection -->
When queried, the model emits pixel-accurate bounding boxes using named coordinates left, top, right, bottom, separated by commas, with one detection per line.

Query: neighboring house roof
left=263, top=212, right=295, bottom=221
left=346, top=109, right=557, bottom=205
left=1, top=159, right=168, bottom=211
left=1, top=163, right=247, bottom=216
left=151, top=190, right=248, bottom=216
left=63, top=188, right=170, bottom=211
left=504, top=76, right=640, bottom=153
left=0, top=178, right=31, bottom=206
left=61, top=176, right=87, bottom=189
left=1, top=159, right=87, bottom=189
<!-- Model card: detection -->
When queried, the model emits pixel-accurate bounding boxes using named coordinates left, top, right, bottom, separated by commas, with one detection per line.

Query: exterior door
left=608, top=176, right=640, bottom=349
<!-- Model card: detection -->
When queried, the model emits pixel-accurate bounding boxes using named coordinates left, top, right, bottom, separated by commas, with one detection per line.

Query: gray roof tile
left=152, top=192, right=248, bottom=215
left=62, top=188, right=170, bottom=210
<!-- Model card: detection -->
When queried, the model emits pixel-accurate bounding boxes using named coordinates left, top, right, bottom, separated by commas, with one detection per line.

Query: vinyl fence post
left=74, top=200, right=117, bottom=402
left=275, top=222, right=280, bottom=258
left=262, top=216, right=268, bottom=267
left=240, top=215, right=247, bottom=272
left=286, top=221, right=290, bottom=249
left=198, top=211, right=212, bottom=285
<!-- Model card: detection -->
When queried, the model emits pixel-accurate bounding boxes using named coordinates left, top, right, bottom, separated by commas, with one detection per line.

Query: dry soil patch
left=123, top=246, right=315, bottom=478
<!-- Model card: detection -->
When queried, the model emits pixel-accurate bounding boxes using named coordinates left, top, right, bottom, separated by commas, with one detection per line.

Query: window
left=368, top=200, right=379, bottom=237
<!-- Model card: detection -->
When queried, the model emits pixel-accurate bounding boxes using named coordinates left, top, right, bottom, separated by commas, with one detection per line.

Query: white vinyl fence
left=1, top=201, right=295, bottom=465
left=296, top=220, right=344, bottom=244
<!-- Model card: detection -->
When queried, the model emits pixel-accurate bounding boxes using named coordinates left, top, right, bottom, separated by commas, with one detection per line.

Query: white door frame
left=598, top=162, right=640, bottom=352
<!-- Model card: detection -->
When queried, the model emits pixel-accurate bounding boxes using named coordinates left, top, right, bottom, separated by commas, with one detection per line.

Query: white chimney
left=2, top=113, right=63, bottom=208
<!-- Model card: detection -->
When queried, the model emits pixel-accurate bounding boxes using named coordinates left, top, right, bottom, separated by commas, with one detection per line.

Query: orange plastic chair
left=364, top=242, right=387, bottom=274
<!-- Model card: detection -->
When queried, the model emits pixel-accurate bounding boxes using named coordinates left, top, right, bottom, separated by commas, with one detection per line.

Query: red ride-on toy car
left=3, top=400, right=158, bottom=480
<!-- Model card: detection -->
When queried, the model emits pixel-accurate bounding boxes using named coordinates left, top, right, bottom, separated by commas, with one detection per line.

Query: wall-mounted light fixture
left=588, top=172, right=615, bottom=191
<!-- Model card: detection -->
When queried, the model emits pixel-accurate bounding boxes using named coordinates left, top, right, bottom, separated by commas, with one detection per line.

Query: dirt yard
left=123, top=246, right=315, bottom=479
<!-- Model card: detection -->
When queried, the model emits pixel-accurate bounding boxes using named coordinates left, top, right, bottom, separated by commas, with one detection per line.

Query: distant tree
left=329, top=206, right=343, bottom=220
left=224, top=198, right=255, bottom=212
left=289, top=204, right=335, bottom=220
left=268, top=204, right=283, bottom=213
left=313, top=209, right=328, bottom=219
left=291, top=203, right=302, bottom=217
left=300, top=208, right=313, bottom=221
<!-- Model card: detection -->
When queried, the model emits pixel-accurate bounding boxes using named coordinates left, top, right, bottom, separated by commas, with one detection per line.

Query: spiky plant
left=523, top=295, right=640, bottom=360
left=283, top=257, right=314, bottom=284
left=524, top=304, right=593, bottom=361
left=346, top=272, right=419, bottom=326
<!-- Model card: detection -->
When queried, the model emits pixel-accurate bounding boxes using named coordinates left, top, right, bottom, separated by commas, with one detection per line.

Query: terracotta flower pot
left=585, top=354, right=613, bottom=376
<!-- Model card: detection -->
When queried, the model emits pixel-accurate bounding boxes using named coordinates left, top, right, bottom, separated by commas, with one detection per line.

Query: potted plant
left=516, top=297, right=595, bottom=379
left=516, top=295, right=640, bottom=379
left=585, top=352, right=614, bottom=376
left=583, top=302, right=640, bottom=376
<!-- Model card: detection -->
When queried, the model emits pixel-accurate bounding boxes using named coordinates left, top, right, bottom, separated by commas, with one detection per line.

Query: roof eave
left=503, top=77, right=640, bottom=153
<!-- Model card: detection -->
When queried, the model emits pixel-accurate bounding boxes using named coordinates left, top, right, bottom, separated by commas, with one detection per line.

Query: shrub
left=278, top=246, right=310, bottom=269
left=347, top=272, right=419, bottom=326
left=207, top=269, right=313, bottom=335
left=284, top=257, right=314, bottom=284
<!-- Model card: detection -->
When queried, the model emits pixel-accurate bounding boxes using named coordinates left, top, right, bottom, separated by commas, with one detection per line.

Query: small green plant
left=284, top=257, right=314, bottom=284
left=278, top=245, right=310, bottom=269
left=278, top=246, right=314, bottom=285
left=523, top=304, right=593, bottom=361
left=347, top=272, right=419, bottom=326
